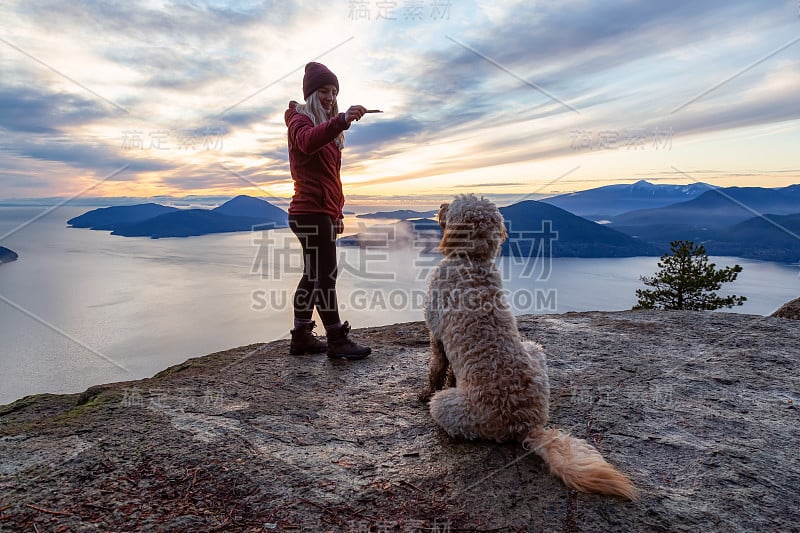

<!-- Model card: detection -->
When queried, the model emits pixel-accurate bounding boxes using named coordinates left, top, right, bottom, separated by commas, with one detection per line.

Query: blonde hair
left=294, top=90, right=345, bottom=150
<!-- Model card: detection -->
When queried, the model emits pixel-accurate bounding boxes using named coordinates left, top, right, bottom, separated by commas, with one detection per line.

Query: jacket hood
left=284, top=100, right=300, bottom=125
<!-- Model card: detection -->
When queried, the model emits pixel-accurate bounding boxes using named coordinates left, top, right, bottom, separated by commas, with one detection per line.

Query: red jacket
left=285, top=101, right=351, bottom=219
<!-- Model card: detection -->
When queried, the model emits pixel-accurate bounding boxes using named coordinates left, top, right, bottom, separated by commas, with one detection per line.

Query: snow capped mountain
left=541, top=180, right=716, bottom=217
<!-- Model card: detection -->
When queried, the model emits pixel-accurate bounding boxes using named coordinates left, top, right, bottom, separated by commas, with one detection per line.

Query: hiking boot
left=289, top=321, right=327, bottom=355
left=326, top=321, right=371, bottom=360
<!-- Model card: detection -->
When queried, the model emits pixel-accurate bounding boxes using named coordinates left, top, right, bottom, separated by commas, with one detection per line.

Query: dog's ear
left=437, top=203, right=449, bottom=231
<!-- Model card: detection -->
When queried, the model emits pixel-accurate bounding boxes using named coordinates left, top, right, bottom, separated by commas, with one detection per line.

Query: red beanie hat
left=303, top=62, right=339, bottom=100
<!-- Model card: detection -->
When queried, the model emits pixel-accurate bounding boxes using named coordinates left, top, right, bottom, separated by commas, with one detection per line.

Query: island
left=67, top=195, right=288, bottom=239
left=356, top=209, right=437, bottom=220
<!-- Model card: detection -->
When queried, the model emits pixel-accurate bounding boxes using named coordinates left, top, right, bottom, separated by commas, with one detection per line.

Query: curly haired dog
left=421, top=194, right=637, bottom=500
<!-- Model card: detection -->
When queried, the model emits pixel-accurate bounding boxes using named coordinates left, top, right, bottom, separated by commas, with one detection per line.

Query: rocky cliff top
left=1, top=310, right=798, bottom=532
left=772, top=296, right=800, bottom=320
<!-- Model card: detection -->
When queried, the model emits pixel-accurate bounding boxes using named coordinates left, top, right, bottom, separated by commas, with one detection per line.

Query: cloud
left=102, top=46, right=239, bottom=92
left=444, top=0, right=787, bottom=85
left=453, top=182, right=525, bottom=188
left=2, top=0, right=798, bottom=199
left=6, top=135, right=174, bottom=174
left=156, top=161, right=291, bottom=192
left=347, top=117, right=422, bottom=148
left=0, top=86, right=111, bottom=134
left=15, top=0, right=301, bottom=44
left=400, top=0, right=796, bottom=130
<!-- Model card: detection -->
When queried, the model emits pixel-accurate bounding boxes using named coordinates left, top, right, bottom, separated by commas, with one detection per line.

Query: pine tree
left=633, top=240, right=746, bottom=311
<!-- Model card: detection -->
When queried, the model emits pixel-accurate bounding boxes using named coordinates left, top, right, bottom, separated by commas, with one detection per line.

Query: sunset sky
left=1, top=0, right=799, bottom=206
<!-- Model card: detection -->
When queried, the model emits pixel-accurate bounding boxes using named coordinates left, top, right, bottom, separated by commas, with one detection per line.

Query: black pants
left=289, top=213, right=341, bottom=326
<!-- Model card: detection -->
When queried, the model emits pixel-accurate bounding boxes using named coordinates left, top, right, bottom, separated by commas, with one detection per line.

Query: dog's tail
left=523, top=427, right=638, bottom=500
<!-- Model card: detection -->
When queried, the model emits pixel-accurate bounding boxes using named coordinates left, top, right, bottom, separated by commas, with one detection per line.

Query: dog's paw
left=522, top=341, right=547, bottom=364
left=418, top=388, right=434, bottom=403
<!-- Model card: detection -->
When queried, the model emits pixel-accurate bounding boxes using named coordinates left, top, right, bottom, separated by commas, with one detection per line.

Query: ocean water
left=0, top=206, right=797, bottom=404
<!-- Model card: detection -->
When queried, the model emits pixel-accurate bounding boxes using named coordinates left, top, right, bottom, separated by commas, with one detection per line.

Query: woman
left=284, top=61, right=371, bottom=360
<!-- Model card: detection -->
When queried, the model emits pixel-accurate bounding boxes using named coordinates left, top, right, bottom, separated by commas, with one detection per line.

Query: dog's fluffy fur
left=421, top=194, right=638, bottom=500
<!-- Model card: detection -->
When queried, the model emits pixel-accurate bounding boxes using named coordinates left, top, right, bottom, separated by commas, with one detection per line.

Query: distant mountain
left=69, top=196, right=288, bottom=238
left=0, top=246, right=19, bottom=264
left=67, top=203, right=178, bottom=230
left=541, top=180, right=715, bottom=218
left=213, top=195, right=288, bottom=225
left=611, top=185, right=800, bottom=227
left=614, top=213, right=800, bottom=263
left=610, top=224, right=715, bottom=246
left=339, top=218, right=441, bottom=249
left=706, top=213, right=800, bottom=262
left=341, top=203, right=661, bottom=258
left=498, top=200, right=660, bottom=257
left=356, top=209, right=437, bottom=220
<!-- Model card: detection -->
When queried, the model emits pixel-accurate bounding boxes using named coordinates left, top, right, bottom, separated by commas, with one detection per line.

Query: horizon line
left=1, top=179, right=796, bottom=207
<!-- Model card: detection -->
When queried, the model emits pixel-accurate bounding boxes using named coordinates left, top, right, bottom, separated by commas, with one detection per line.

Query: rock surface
left=771, top=297, right=800, bottom=320
left=1, top=311, right=798, bottom=532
